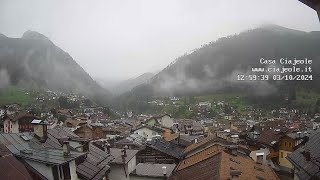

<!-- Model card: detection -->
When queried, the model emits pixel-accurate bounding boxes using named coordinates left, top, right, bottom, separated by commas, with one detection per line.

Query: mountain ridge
left=0, top=31, right=111, bottom=104
left=126, top=25, right=320, bottom=98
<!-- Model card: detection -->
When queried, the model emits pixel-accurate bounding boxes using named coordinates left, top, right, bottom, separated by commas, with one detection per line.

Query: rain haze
left=0, top=0, right=319, bottom=81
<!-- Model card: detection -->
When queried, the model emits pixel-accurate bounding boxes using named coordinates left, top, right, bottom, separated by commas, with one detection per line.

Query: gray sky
left=0, top=0, right=319, bottom=80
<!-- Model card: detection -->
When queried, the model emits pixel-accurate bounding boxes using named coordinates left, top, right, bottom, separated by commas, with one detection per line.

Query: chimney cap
left=162, top=166, right=167, bottom=176
left=230, top=169, right=242, bottom=176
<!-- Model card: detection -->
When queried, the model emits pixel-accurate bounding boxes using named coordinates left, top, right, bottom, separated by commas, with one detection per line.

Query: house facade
left=3, top=112, right=38, bottom=133
left=74, top=125, right=106, bottom=140
left=108, top=148, right=139, bottom=180
left=158, top=114, right=173, bottom=129
left=133, top=125, right=163, bottom=139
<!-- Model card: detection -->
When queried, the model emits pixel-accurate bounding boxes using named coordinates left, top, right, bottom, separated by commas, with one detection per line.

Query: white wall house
left=25, top=159, right=79, bottom=180
left=249, top=148, right=270, bottom=165
left=159, top=115, right=173, bottom=129
left=3, top=118, right=19, bottom=133
left=133, top=126, right=162, bottom=139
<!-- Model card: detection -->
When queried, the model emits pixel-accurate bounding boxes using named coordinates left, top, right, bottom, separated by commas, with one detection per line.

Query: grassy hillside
left=0, top=87, right=34, bottom=106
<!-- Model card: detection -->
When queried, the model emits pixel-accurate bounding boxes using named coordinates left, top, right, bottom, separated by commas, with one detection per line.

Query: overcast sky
left=0, top=0, right=319, bottom=80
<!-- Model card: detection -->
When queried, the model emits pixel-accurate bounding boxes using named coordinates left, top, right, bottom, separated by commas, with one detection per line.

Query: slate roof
left=133, top=163, right=176, bottom=177
left=41, top=126, right=84, bottom=149
left=77, top=144, right=114, bottom=180
left=287, top=130, right=320, bottom=180
left=114, top=137, right=144, bottom=148
left=0, top=133, right=85, bottom=165
left=0, top=127, right=114, bottom=180
left=0, top=143, right=33, bottom=180
left=110, top=148, right=139, bottom=164
left=146, top=138, right=184, bottom=159
left=170, top=138, right=192, bottom=148
left=46, top=127, right=114, bottom=180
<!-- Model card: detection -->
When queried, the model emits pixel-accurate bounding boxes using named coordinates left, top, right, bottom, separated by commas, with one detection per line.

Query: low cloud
left=0, top=69, right=10, bottom=89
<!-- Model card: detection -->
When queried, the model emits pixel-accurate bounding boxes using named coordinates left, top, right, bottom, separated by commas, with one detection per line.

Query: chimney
left=162, top=166, right=167, bottom=177
left=228, top=145, right=238, bottom=156
left=230, top=169, right=241, bottom=180
left=63, top=141, right=71, bottom=157
left=32, top=119, right=48, bottom=143
left=121, top=145, right=128, bottom=159
left=106, top=143, right=111, bottom=154
left=82, top=141, right=89, bottom=152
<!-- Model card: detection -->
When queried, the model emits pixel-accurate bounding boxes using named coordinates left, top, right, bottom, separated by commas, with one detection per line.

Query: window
left=284, top=142, right=287, bottom=147
left=280, top=152, right=284, bottom=158
left=289, top=142, right=292, bottom=147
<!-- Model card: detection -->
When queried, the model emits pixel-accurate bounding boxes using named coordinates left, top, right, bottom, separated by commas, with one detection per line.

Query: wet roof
left=0, top=143, right=33, bottom=180
left=0, top=133, right=85, bottom=165
left=171, top=148, right=279, bottom=180
left=110, top=148, right=139, bottom=164
left=133, top=163, right=176, bottom=177
left=146, top=138, right=184, bottom=159
left=46, top=127, right=114, bottom=180
left=287, top=130, right=320, bottom=179
left=77, top=144, right=114, bottom=180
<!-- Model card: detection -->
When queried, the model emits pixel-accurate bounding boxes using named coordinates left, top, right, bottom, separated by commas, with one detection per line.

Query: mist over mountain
left=129, top=25, right=320, bottom=97
left=0, top=31, right=111, bottom=103
left=97, top=72, right=155, bottom=95
left=113, top=72, right=154, bottom=95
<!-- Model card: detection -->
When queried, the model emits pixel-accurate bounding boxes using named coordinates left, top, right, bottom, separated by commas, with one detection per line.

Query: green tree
left=58, top=96, right=69, bottom=108
left=57, top=114, right=67, bottom=122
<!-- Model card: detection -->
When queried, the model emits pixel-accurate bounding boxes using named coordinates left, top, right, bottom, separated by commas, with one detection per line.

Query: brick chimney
left=32, top=119, right=48, bottom=143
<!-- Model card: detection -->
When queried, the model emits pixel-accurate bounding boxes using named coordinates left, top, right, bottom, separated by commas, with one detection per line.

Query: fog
left=0, top=0, right=319, bottom=81
left=0, top=69, right=10, bottom=89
